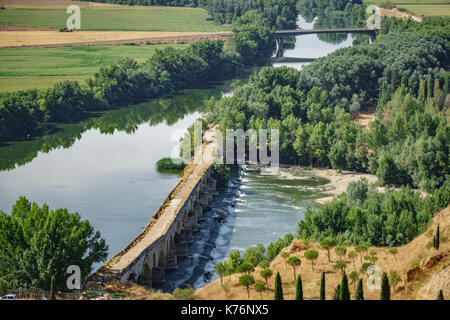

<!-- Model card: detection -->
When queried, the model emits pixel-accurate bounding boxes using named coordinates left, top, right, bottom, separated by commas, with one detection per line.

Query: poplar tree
left=437, top=289, right=444, bottom=300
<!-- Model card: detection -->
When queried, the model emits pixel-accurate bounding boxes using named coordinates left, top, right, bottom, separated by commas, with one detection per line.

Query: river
left=0, top=13, right=360, bottom=291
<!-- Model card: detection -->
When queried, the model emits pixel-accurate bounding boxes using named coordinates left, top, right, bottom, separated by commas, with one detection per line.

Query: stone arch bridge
left=87, top=128, right=219, bottom=288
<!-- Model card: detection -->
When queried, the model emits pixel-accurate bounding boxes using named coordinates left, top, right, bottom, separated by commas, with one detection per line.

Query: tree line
left=0, top=40, right=242, bottom=142
left=205, top=30, right=449, bottom=191
left=297, top=178, right=450, bottom=246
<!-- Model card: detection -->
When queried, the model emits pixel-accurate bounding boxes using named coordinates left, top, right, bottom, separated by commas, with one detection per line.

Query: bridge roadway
left=88, top=126, right=219, bottom=287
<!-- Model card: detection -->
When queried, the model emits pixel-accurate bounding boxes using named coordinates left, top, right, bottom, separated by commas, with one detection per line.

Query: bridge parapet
left=85, top=126, right=219, bottom=289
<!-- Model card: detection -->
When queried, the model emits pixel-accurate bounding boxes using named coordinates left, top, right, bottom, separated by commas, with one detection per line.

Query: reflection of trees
left=0, top=82, right=234, bottom=171
left=314, top=14, right=349, bottom=44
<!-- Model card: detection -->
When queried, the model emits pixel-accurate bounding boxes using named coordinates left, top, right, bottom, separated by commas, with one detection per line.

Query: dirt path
left=0, top=30, right=232, bottom=48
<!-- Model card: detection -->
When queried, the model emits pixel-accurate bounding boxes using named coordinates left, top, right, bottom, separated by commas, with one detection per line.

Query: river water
left=0, top=13, right=359, bottom=290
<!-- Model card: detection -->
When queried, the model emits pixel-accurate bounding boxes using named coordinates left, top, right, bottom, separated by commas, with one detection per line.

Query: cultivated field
left=0, top=6, right=228, bottom=32
left=364, top=0, right=450, bottom=16
left=0, top=43, right=188, bottom=92
left=0, top=30, right=230, bottom=47
left=397, top=4, right=450, bottom=16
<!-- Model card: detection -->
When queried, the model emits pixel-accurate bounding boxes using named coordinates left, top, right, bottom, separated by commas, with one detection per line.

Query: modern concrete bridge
left=87, top=127, right=219, bottom=288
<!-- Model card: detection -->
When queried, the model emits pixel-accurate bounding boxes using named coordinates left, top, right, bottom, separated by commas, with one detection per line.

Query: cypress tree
left=339, top=272, right=350, bottom=300
left=354, top=279, right=364, bottom=300
left=380, top=272, right=390, bottom=300
left=333, top=284, right=341, bottom=300
left=295, top=275, right=303, bottom=300
left=49, top=275, right=56, bottom=300
left=436, top=224, right=440, bottom=250
left=320, top=272, right=326, bottom=300
left=274, top=272, right=283, bottom=300
left=437, top=289, right=444, bottom=300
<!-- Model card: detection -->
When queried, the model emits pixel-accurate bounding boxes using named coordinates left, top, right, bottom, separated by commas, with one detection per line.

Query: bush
left=156, top=157, right=186, bottom=171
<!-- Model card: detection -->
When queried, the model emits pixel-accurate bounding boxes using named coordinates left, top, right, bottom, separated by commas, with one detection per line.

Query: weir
left=87, top=126, right=218, bottom=289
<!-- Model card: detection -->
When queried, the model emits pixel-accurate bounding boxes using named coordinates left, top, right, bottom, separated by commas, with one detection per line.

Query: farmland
left=0, top=6, right=229, bottom=32
left=0, top=43, right=188, bottom=92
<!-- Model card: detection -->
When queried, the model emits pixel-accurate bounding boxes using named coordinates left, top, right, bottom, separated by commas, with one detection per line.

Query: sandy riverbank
left=277, top=165, right=379, bottom=204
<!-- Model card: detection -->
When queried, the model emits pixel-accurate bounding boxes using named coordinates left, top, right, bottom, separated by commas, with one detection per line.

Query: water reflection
left=0, top=80, right=236, bottom=267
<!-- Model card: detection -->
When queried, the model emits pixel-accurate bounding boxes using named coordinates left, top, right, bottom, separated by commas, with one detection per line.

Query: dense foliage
left=206, top=0, right=298, bottom=28
left=380, top=16, right=450, bottom=42
left=296, top=179, right=450, bottom=246
left=76, top=0, right=206, bottom=7
left=0, top=40, right=241, bottom=141
left=206, top=31, right=449, bottom=191
left=156, top=157, right=186, bottom=171
left=0, top=197, right=108, bottom=291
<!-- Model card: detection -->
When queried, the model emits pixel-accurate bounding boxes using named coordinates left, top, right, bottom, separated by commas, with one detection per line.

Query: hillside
left=195, top=205, right=450, bottom=300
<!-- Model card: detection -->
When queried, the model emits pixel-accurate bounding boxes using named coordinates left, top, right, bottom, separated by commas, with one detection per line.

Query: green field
left=0, top=43, right=188, bottom=92
left=397, top=4, right=450, bottom=16
left=0, top=6, right=228, bottom=31
left=363, top=0, right=450, bottom=16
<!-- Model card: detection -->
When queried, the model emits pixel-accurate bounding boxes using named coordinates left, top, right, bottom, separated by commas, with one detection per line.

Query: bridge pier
left=181, top=226, right=194, bottom=243
left=152, top=267, right=165, bottom=285
left=275, top=38, right=284, bottom=57
left=165, top=254, right=178, bottom=270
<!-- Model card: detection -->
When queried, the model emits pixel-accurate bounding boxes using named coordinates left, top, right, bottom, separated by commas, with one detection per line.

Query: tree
left=320, top=272, right=326, bottom=300
left=295, top=275, right=303, bottom=300
left=435, top=224, right=440, bottom=250
left=260, top=269, right=273, bottom=291
left=320, top=237, right=336, bottom=262
left=281, top=251, right=290, bottom=269
left=360, top=262, right=373, bottom=277
left=236, top=262, right=255, bottom=275
left=388, top=270, right=401, bottom=291
left=380, top=272, right=390, bottom=300
left=437, top=289, right=444, bottom=300
left=274, top=272, right=283, bottom=300
left=239, top=274, right=255, bottom=299
left=49, top=275, right=56, bottom=300
left=355, top=243, right=369, bottom=264
left=354, top=278, right=364, bottom=300
left=333, top=261, right=347, bottom=274
left=335, top=246, right=347, bottom=261
left=376, top=153, right=399, bottom=186
left=0, top=278, right=9, bottom=296
left=215, top=263, right=226, bottom=285
left=287, top=256, right=301, bottom=281
left=339, top=272, right=350, bottom=300
left=389, top=248, right=398, bottom=263
left=254, top=282, right=266, bottom=300
left=304, top=250, right=319, bottom=272
left=0, top=197, right=108, bottom=291
left=349, top=271, right=359, bottom=289
left=348, top=251, right=358, bottom=270
left=333, top=284, right=341, bottom=300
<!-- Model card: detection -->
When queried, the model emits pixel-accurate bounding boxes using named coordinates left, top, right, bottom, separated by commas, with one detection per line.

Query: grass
left=397, top=4, right=450, bottom=16
left=363, top=0, right=450, bottom=16
left=0, top=6, right=229, bottom=32
left=0, top=43, right=188, bottom=92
